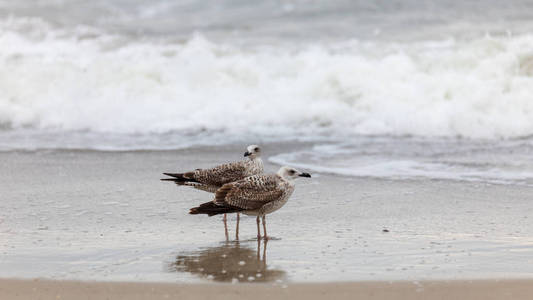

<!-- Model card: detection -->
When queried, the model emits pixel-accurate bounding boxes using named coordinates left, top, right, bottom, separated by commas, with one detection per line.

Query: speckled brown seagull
left=189, top=166, right=311, bottom=240
left=161, top=145, right=264, bottom=239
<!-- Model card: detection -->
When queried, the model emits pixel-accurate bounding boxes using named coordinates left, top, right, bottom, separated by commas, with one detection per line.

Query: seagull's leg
left=256, top=216, right=261, bottom=240
left=235, top=213, right=240, bottom=240
left=262, top=215, right=268, bottom=241
left=223, top=214, right=228, bottom=241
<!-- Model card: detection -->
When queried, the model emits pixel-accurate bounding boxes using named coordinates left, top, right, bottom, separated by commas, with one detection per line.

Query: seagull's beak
left=244, top=151, right=251, bottom=157
left=299, top=172, right=311, bottom=178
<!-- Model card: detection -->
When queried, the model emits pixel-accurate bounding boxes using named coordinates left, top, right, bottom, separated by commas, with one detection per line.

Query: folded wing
left=193, top=161, right=249, bottom=186
left=214, top=175, right=283, bottom=210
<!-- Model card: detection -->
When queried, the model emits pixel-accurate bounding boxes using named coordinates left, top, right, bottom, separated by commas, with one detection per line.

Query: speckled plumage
left=214, top=173, right=294, bottom=216
left=187, top=158, right=264, bottom=187
left=161, top=145, right=263, bottom=192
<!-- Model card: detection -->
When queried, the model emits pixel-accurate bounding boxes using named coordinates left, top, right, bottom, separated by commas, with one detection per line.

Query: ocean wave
left=2, top=17, right=533, bottom=139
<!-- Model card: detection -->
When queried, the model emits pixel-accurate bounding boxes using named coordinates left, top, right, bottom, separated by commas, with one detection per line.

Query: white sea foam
left=269, top=139, right=533, bottom=185
left=2, top=17, right=533, bottom=140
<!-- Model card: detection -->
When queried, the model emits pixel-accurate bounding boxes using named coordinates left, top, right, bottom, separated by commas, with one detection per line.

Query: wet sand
left=1, top=143, right=533, bottom=283
left=1, top=278, right=533, bottom=300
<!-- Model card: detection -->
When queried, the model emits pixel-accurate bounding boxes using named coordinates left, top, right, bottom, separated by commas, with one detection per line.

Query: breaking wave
left=2, top=17, right=533, bottom=140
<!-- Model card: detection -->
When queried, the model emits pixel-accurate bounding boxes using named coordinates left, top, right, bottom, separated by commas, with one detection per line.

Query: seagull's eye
left=254, top=147, right=259, bottom=151
left=289, top=170, right=295, bottom=175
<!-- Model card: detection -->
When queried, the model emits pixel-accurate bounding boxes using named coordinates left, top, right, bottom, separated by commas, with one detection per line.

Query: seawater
left=1, top=0, right=533, bottom=182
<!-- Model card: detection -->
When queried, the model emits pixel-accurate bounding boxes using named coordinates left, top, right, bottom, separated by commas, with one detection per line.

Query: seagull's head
left=244, top=144, right=261, bottom=159
left=278, top=166, right=311, bottom=180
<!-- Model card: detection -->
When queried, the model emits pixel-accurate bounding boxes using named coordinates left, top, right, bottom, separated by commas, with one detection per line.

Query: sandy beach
left=2, top=278, right=533, bottom=300
left=1, top=144, right=532, bottom=284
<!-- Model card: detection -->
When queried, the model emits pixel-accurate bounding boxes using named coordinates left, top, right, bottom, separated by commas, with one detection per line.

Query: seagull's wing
left=194, top=161, right=248, bottom=186
left=214, top=175, right=284, bottom=210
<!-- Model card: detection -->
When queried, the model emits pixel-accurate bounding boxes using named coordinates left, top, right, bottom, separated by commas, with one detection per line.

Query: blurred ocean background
left=2, top=0, right=533, bottom=184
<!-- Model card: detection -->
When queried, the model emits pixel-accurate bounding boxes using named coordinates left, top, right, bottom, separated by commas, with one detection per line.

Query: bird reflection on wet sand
left=168, top=240, right=285, bottom=283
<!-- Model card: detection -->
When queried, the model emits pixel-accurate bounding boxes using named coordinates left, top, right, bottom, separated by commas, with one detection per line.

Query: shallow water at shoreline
left=1, top=144, right=532, bottom=283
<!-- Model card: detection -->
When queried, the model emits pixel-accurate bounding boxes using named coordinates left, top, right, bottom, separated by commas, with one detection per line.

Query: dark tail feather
left=161, top=172, right=198, bottom=183
left=189, top=202, right=243, bottom=217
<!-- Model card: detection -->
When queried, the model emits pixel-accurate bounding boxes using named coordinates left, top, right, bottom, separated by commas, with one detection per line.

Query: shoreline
left=1, top=278, right=533, bottom=300
left=2, top=145, right=533, bottom=282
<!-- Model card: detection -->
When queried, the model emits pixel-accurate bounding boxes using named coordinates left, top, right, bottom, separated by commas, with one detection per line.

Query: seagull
left=189, top=166, right=311, bottom=240
left=161, top=145, right=264, bottom=239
